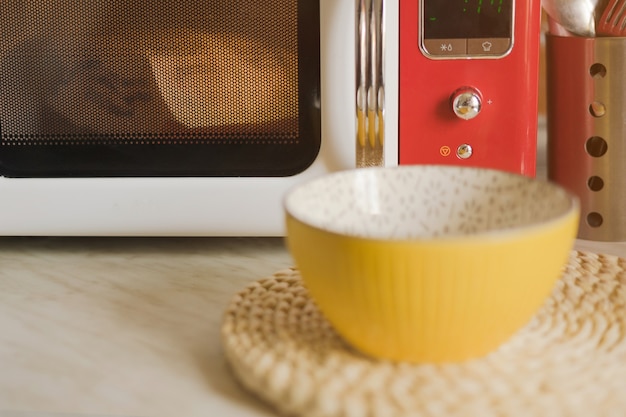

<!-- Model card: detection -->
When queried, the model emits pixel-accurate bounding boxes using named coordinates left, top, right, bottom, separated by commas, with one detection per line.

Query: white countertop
left=0, top=237, right=291, bottom=417
left=1, top=236, right=626, bottom=417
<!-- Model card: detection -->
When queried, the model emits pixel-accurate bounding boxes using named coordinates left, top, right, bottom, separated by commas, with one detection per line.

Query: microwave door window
left=0, top=0, right=320, bottom=177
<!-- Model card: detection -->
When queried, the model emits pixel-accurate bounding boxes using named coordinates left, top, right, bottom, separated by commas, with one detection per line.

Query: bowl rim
left=283, top=165, right=580, bottom=242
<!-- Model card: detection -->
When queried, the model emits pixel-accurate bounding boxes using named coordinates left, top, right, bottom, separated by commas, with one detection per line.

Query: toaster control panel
left=399, top=0, right=542, bottom=177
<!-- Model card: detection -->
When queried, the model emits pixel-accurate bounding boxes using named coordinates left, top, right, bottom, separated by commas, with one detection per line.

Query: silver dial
left=451, top=87, right=482, bottom=120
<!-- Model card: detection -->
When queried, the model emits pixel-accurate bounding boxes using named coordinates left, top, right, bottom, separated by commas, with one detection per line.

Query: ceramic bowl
left=284, top=165, right=579, bottom=363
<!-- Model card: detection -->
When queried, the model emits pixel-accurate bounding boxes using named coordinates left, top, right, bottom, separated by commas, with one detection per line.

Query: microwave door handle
left=369, top=0, right=384, bottom=148
left=357, top=0, right=370, bottom=149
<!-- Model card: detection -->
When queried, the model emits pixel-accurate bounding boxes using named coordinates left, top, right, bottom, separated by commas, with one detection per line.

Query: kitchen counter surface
left=0, top=237, right=291, bottom=417
left=2, top=236, right=626, bottom=417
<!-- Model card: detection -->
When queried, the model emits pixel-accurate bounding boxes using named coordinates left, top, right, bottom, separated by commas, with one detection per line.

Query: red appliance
left=399, top=0, right=542, bottom=176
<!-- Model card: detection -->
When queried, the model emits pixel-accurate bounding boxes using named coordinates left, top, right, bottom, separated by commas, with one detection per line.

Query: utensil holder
left=547, top=34, right=626, bottom=241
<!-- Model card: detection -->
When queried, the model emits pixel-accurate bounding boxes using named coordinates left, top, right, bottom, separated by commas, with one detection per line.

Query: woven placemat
left=221, top=251, right=626, bottom=417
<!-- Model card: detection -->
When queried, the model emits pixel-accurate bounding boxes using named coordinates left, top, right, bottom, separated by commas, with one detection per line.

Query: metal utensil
left=597, top=0, right=626, bottom=35
left=542, top=0, right=602, bottom=36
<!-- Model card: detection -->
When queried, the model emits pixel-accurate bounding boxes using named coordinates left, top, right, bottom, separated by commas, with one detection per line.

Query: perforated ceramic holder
left=221, top=251, right=626, bottom=417
left=547, top=35, right=626, bottom=241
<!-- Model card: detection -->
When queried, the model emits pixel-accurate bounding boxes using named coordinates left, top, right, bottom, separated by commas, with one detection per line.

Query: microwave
left=0, top=0, right=541, bottom=236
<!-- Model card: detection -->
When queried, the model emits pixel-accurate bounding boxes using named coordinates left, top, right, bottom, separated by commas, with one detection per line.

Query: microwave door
left=0, top=0, right=320, bottom=177
left=0, top=0, right=394, bottom=236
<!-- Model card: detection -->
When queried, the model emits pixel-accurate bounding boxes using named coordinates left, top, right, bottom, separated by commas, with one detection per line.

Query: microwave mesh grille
left=0, top=0, right=300, bottom=145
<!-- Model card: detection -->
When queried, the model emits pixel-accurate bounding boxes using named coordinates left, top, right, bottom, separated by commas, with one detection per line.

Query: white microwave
left=0, top=0, right=541, bottom=236
left=0, top=0, right=399, bottom=236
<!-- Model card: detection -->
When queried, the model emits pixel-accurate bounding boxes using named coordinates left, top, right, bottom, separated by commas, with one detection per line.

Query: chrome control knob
left=451, top=87, right=482, bottom=120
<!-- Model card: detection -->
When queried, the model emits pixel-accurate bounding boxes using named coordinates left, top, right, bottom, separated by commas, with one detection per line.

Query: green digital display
left=423, top=0, right=513, bottom=39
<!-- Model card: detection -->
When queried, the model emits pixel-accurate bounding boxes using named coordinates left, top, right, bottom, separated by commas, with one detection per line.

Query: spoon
left=542, top=0, right=604, bottom=37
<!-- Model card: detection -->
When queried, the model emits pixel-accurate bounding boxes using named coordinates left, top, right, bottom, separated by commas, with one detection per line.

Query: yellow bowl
left=284, top=165, right=579, bottom=363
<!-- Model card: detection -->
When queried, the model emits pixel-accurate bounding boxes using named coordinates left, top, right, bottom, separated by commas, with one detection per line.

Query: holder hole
left=590, top=63, right=607, bottom=79
left=587, top=176, right=605, bottom=191
left=585, top=136, right=608, bottom=157
left=589, top=101, right=606, bottom=117
left=587, top=212, right=604, bottom=228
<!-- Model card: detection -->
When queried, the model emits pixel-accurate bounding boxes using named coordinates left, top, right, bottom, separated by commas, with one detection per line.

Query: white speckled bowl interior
left=285, top=165, right=578, bottom=240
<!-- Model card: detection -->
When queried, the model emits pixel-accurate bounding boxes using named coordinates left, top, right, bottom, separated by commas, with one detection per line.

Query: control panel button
left=467, top=38, right=512, bottom=56
left=457, top=144, right=473, bottom=159
left=451, top=87, right=482, bottom=120
left=422, top=39, right=467, bottom=57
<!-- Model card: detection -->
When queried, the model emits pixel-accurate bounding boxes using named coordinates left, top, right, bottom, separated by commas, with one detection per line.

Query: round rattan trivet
left=221, top=251, right=626, bottom=417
